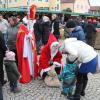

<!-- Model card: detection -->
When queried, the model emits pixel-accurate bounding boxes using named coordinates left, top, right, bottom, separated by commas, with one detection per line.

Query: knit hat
left=22, top=16, right=28, bottom=24
left=4, top=51, right=15, bottom=61
left=66, top=20, right=76, bottom=28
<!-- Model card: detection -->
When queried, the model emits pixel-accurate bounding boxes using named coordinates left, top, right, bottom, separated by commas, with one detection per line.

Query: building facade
left=0, top=0, right=61, bottom=11
left=90, top=6, right=100, bottom=15
left=61, top=0, right=90, bottom=13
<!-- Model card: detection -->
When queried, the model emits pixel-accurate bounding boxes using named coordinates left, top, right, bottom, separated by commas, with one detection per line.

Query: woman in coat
left=61, top=38, right=98, bottom=100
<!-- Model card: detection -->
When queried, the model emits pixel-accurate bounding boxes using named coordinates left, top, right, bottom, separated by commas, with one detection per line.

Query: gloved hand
left=47, top=64, right=57, bottom=77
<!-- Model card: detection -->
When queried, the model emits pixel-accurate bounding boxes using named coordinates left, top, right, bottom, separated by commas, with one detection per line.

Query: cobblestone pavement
left=3, top=54, right=100, bottom=100
left=3, top=73, right=100, bottom=100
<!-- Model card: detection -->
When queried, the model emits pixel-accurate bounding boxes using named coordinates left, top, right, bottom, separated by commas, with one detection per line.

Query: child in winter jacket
left=4, top=51, right=21, bottom=93
left=59, top=58, right=78, bottom=99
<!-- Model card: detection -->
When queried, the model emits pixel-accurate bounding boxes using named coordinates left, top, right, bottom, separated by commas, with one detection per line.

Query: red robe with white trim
left=16, top=24, right=38, bottom=83
left=38, top=33, right=62, bottom=77
left=16, top=24, right=31, bottom=83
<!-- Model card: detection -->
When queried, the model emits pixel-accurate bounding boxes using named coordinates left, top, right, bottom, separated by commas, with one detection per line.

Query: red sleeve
left=38, top=46, right=51, bottom=74
left=53, top=51, right=62, bottom=64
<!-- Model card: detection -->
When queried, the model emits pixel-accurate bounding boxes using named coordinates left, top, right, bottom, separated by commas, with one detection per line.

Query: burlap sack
left=44, top=75, right=61, bottom=87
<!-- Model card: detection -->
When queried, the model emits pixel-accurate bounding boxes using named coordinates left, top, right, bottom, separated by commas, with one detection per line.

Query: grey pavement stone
left=2, top=55, right=100, bottom=100
left=3, top=73, right=100, bottom=100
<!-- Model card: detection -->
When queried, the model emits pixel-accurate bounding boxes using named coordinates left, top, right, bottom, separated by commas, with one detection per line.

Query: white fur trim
left=40, top=67, right=51, bottom=77
left=53, top=62, right=61, bottom=67
left=50, top=42, right=59, bottom=60
left=64, top=38, right=77, bottom=44
left=50, top=42, right=59, bottom=49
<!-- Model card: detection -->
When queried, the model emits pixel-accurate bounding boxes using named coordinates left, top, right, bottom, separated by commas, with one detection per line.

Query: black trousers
left=0, top=82, right=3, bottom=100
left=76, top=72, right=88, bottom=84
left=75, top=72, right=88, bottom=94
left=0, top=57, right=4, bottom=83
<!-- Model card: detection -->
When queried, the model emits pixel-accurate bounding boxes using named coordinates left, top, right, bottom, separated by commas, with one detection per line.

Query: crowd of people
left=0, top=13, right=100, bottom=100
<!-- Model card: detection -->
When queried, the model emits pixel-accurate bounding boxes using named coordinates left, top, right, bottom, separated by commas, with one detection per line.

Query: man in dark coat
left=0, top=31, right=7, bottom=100
left=51, top=14, right=60, bottom=40
left=42, top=16, right=51, bottom=45
left=0, top=31, right=7, bottom=85
left=84, top=22, right=97, bottom=47
left=66, top=20, right=86, bottom=42
left=34, top=18, right=42, bottom=54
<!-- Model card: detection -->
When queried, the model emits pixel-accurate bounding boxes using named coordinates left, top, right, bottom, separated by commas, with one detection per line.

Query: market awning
left=0, top=7, right=100, bottom=17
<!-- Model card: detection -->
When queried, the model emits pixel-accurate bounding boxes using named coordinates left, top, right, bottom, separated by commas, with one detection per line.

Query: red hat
left=47, top=33, right=57, bottom=46
left=28, top=5, right=37, bottom=20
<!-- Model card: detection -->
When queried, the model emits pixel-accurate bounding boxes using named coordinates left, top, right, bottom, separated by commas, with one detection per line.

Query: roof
left=61, top=0, right=75, bottom=3
left=0, top=8, right=26, bottom=12
left=90, top=6, right=100, bottom=11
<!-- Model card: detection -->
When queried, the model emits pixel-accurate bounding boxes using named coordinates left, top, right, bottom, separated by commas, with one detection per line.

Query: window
left=77, top=4, right=79, bottom=8
left=81, top=5, right=83, bottom=9
left=57, top=4, right=59, bottom=10
left=38, top=0, right=42, bottom=1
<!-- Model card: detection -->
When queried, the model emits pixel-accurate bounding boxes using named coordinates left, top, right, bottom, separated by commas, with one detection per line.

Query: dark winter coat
left=34, top=19, right=42, bottom=41
left=42, top=21, right=51, bottom=45
left=84, top=23, right=97, bottom=47
left=52, top=19, right=60, bottom=39
left=4, top=60, right=20, bottom=82
left=0, top=31, right=7, bottom=58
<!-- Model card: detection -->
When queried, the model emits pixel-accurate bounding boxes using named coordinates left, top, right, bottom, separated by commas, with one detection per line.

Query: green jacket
left=4, top=60, right=20, bottom=82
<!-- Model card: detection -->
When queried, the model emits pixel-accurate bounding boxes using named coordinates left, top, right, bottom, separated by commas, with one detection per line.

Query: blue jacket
left=59, top=64, right=78, bottom=86
left=69, top=26, right=86, bottom=42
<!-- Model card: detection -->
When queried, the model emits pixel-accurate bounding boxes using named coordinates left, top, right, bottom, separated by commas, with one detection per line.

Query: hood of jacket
left=72, top=26, right=83, bottom=33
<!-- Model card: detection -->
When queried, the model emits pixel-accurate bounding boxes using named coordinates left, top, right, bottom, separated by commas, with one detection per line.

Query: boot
left=68, top=84, right=83, bottom=100
left=81, top=80, right=88, bottom=96
left=10, top=81, right=21, bottom=93
left=67, top=92, right=73, bottom=99
left=10, top=82, right=14, bottom=92
left=13, top=81, right=21, bottom=93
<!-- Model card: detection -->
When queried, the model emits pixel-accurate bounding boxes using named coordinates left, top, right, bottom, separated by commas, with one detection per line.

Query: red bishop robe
left=16, top=24, right=31, bottom=83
